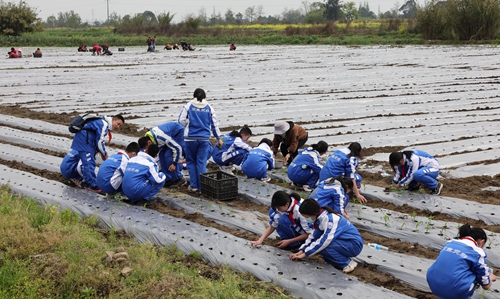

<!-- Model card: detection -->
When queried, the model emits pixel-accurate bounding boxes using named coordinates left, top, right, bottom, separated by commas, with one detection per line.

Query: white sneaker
left=187, top=185, right=198, bottom=192
left=303, top=185, right=312, bottom=192
left=342, top=260, right=357, bottom=273
left=219, top=165, right=234, bottom=174
left=261, top=177, right=271, bottom=182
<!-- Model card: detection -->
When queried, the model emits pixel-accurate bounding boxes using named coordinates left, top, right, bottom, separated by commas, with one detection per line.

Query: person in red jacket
left=230, top=43, right=236, bottom=51
left=92, top=44, right=101, bottom=55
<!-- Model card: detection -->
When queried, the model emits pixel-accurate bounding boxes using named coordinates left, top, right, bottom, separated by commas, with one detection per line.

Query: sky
left=24, top=0, right=407, bottom=24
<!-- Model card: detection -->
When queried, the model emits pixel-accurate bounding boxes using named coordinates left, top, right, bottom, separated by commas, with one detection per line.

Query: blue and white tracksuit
left=427, top=238, right=493, bottom=299
left=60, top=149, right=84, bottom=181
left=241, top=143, right=274, bottom=180
left=178, top=99, right=221, bottom=190
left=319, top=148, right=362, bottom=184
left=392, top=149, right=440, bottom=190
left=70, top=116, right=111, bottom=188
left=212, top=133, right=252, bottom=166
left=122, top=152, right=166, bottom=202
left=287, top=147, right=323, bottom=187
left=311, top=179, right=350, bottom=216
left=150, top=122, right=185, bottom=182
left=96, top=151, right=129, bottom=194
left=268, top=198, right=313, bottom=248
left=300, top=210, right=363, bottom=268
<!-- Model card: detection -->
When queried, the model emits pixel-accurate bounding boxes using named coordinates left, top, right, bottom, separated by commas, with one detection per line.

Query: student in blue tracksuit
left=311, top=176, right=353, bottom=219
left=96, top=142, right=140, bottom=194
left=69, top=114, right=125, bottom=192
left=250, top=191, right=313, bottom=250
left=319, top=142, right=366, bottom=203
left=241, top=138, right=274, bottom=181
left=212, top=125, right=252, bottom=168
left=389, top=149, right=443, bottom=195
left=178, top=88, right=222, bottom=192
left=122, top=144, right=166, bottom=203
left=426, top=224, right=497, bottom=299
left=290, top=198, right=363, bottom=273
left=145, top=122, right=186, bottom=186
left=60, top=149, right=84, bottom=186
left=287, top=141, right=328, bottom=191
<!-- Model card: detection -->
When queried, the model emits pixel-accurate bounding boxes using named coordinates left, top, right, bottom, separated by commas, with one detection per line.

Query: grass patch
left=0, top=185, right=292, bottom=299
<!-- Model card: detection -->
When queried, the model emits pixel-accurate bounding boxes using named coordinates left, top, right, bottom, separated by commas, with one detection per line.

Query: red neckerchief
left=287, top=199, right=299, bottom=225
left=460, top=236, right=478, bottom=246
left=108, top=131, right=113, bottom=145
left=401, top=157, right=406, bottom=178
left=312, top=209, right=325, bottom=229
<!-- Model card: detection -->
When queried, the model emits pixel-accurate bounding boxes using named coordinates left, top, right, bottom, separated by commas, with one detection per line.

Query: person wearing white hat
left=272, top=121, right=308, bottom=165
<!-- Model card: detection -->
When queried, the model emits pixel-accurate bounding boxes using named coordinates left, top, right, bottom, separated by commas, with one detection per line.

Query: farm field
left=1, top=45, right=500, bottom=298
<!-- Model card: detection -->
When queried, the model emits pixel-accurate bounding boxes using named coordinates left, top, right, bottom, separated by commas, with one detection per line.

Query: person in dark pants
left=272, top=121, right=308, bottom=165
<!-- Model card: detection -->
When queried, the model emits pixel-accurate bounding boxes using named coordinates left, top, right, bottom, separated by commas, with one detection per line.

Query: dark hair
left=389, top=151, right=413, bottom=169
left=458, top=224, right=487, bottom=243
left=338, top=176, right=354, bottom=197
left=239, top=125, right=252, bottom=136
left=258, top=138, right=272, bottom=147
left=271, top=191, right=291, bottom=207
left=312, top=140, right=328, bottom=154
left=138, top=137, right=150, bottom=149
left=299, top=198, right=338, bottom=216
left=229, top=130, right=241, bottom=137
left=147, top=144, right=159, bottom=157
left=126, top=142, right=141, bottom=154
left=193, top=88, right=206, bottom=102
left=113, top=114, right=125, bottom=123
left=348, top=142, right=362, bottom=158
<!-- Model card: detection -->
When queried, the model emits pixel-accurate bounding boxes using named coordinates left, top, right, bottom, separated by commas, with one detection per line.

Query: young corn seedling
left=400, top=221, right=406, bottom=230
left=411, top=211, right=417, bottom=222
left=425, top=222, right=431, bottom=234
left=383, top=214, right=390, bottom=226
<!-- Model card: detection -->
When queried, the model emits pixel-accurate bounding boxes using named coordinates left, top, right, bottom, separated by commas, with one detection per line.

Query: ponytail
left=193, top=88, right=206, bottom=102
left=458, top=224, right=487, bottom=243
left=311, top=140, right=328, bottom=154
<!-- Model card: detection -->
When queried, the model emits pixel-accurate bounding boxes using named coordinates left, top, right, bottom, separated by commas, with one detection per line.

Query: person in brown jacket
left=272, top=121, right=308, bottom=165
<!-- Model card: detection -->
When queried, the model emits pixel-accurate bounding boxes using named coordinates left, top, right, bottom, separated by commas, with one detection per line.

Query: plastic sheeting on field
left=0, top=164, right=413, bottom=299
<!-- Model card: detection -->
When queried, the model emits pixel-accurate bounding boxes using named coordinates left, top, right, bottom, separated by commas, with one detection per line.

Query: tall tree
left=399, top=0, right=417, bottom=18
left=46, top=15, right=56, bottom=28
left=245, top=6, right=256, bottom=23
left=225, top=8, right=236, bottom=24
left=342, top=2, right=359, bottom=20
left=0, top=1, right=42, bottom=35
left=324, top=0, right=342, bottom=21
left=235, top=12, right=243, bottom=24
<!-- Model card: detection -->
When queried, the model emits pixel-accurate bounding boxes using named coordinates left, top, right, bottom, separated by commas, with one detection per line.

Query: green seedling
left=400, top=221, right=406, bottom=230
left=415, top=221, right=423, bottom=230
left=428, top=215, right=434, bottom=225
left=357, top=210, right=361, bottom=219
left=411, top=211, right=417, bottom=222
left=383, top=214, right=389, bottom=226
left=425, top=222, right=431, bottom=233
left=439, top=228, right=445, bottom=236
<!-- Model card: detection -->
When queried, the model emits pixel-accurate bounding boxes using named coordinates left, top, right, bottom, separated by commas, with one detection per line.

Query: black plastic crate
left=200, top=171, right=238, bottom=201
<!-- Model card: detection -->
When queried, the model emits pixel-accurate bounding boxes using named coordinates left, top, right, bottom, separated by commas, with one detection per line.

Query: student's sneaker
left=261, top=177, right=271, bottom=183
left=134, top=197, right=158, bottom=206
left=431, top=182, right=443, bottom=195
left=84, top=186, right=103, bottom=194
left=70, top=178, right=83, bottom=188
left=342, top=260, right=358, bottom=273
left=302, top=185, right=313, bottom=192
left=219, top=165, right=235, bottom=174
left=187, top=185, right=198, bottom=192
left=169, top=177, right=186, bottom=189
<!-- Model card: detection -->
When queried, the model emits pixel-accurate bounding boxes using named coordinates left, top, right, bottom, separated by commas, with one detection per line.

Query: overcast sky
left=25, top=0, right=406, bottom=23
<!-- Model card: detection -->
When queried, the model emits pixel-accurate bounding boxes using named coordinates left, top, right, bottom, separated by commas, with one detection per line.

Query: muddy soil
left=1, top=107, right=499, bottom=299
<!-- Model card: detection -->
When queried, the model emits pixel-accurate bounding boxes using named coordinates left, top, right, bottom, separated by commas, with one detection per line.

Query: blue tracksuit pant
left=275, top=214, right=304, bottom=248
left=313, top=229, right=363, bottom=268
left=413, top=166, right=439, bottom=189
left=185, top=140, right=211, bottom=190
left=159, top=147, right=183, bottom=181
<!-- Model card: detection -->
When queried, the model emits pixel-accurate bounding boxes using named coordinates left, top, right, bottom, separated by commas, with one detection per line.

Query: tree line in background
left=1, top=0, right=500, bottom=41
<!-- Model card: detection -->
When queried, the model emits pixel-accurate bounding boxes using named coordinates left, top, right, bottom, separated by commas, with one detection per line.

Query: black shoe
left=169, top=177, right=186, bottom=189
left=407, top=183, right=421, bottom=192
left=134, top=197, right=158, bottom=206
left=431, top=182, right=443, bottom=195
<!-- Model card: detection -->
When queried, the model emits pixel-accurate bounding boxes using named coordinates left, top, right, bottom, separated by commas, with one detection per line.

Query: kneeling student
left=96, top=142, right=140, bottom=195
left=250, top=191, right=313, bottom=250
left=241, top=138, right=274, bottom=182
left=122, top=144, right=166, bottom=204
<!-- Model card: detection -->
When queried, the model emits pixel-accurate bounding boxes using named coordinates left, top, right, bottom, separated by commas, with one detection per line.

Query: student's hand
left=284, top=153, right=291, bottom=162
left=101, top=154, right=109, bottom=161
left=168, top=164, right=176, bottom=172
left=277, top=239, right=291, bottom=248
left=218, top=139, right=223, bottom=147
left=343, top=212, right=350, bottom=220
left=250, top=240, right=262, bottom=247
left=290, top=252, right=306, bottom=261
left=355, top=193, right=367, bottom=204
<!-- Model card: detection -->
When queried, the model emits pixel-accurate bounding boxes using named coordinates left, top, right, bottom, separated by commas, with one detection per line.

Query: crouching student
left=389, top=149, right=443, bottom=195
left=96, top=142, right=140, bottom=195
left=426, top=224, right=497, bottom=299
left=290, top=199, right=363, bottom=273
left=60, top=149, right=84, bottom=187
left=212, top=125, right=252, bottom=172
left=145, top=122, right=186, bottom=188
left=122, top=144, right=166, bottom=204
left=241, top=138, right=274, bottom=182
left=250, top=191, right=313, bottom=250
left=311, top=176, right=353, bottom=219
left=287, top=140, right=328, bottom=192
